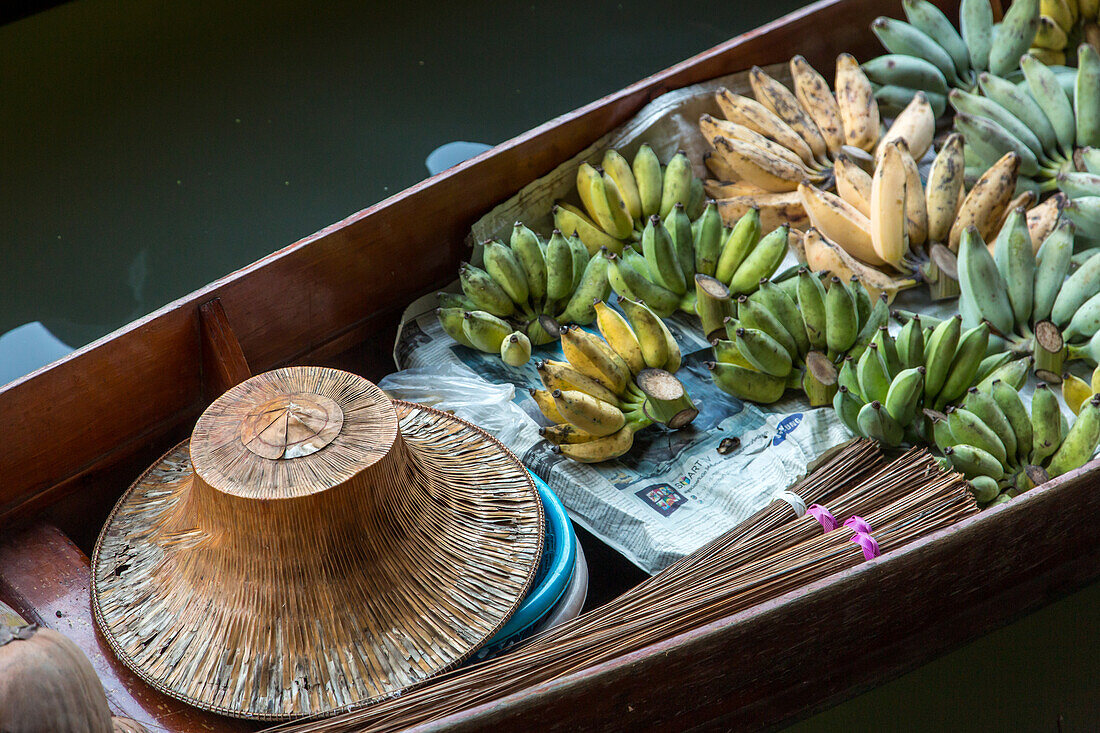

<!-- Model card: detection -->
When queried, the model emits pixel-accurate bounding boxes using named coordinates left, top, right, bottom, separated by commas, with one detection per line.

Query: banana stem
left=923, top=258, right=961, bottom=300
left=635, top=368, right=698, bottom=429
left=1033, top=342, right=1067, bottom=384
left=802, top=351, right=838, bottom=407
left=694, top=274, right=734, bottom=342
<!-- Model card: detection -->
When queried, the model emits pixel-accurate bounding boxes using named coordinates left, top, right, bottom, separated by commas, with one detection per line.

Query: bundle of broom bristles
left=271, top=439, right=977, bottom=733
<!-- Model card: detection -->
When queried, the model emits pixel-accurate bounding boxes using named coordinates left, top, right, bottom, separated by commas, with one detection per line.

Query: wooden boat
left=3, top=0, right=1099, bottom=730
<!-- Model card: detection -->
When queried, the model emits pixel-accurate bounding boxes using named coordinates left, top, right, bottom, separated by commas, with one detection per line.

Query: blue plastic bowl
left=473, top=472, right=576, bottom=660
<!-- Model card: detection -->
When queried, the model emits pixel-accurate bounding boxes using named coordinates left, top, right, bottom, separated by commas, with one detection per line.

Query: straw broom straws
left=272, top=447, right=975, bottom=733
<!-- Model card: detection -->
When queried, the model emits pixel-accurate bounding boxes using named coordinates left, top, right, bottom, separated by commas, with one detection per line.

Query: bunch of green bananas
left=955, top=47, right=1100, bottom=199
left=605, top=206, right=790, bottom=321
left=532, top=299, right=697, bottom=463
left=1029, top=0, right=1100, bottom=65
left=863, top=0, right=1039, bottom=117
left=834, top=312, right=1033, bottom=445
left=955, top=214, right=1100, bottom=380
left=706, top=269, right=888, bottom=406
left=933, top=384, right=1100, bottom=504
left=437, top=222, right=617, bottom=365
left=1062, top=362, right=1100, bottom=410
left=554, top=146, right=704, bottom=256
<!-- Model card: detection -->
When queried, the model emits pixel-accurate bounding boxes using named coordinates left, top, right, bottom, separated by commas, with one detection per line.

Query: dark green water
left=3, top=0, right=1099, bottom=728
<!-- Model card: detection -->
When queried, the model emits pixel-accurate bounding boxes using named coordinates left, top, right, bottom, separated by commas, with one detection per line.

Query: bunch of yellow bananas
left=554, top=146, right=704, bottom=256
left=532, top=299, right=697, bottom=463
left=1029, top=0, right=1100, bottom=65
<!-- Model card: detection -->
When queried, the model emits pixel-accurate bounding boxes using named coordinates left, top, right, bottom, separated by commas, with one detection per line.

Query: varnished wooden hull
left=8, top=1, right=1096, bottom=732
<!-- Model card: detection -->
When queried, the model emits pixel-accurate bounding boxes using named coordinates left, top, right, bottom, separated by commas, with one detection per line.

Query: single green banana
left=960, top=0, right=994, bottom=73
left=687, top=176, right=706, bottom=220
left=838, top=355, right=861, bottom=398
left=931, top=412, right=958, bottom=451
left=693, top=200, right=725, bottom=278
left=825, top=276, right=859, bottom=356
left=873, top=326, right=903, bottom=379
left=659, top=151, right=693, bottom=219
left=1064, top=291, right=1100, bottom=342
left=1057, top=172, right=1100, bottom=199
left=977, top=72, right=1059, bottom=155
left=958, top=226, right=1015, bottom=336
left=991, top=378, right=1033, bottom=465
left=1051, top=250, right=1100, bottom=327
left=483, top=238, right=530, bottom=307
left=511, top=222, right=547, bottom=304
left=988, top=0, right=1039, bottom=77
left=1047, top=396, right=1100, bottom=477
left=834, top=385, right=863, bottom=435
left=707, top=361, right=787, bottom=404
left=1030, top=382, right=1064, bottom=465
left=993, top=208, right=1035, bottom=334
left=462, top=310, right=514, bottom=353
left=884, top=365, right=926, bottom=425
left=852, top=278, right=872, bottom=332
left=973, top=351, right=1013, bottom=385
left=633, top=144, right=664, bottom=220
left=871, top=16, right=961, bottom=86
left=954, top=112, right=1040, bottom=176
left=949, top=90, right=1046, bottom=161
left=557, top=250, right=612, bottom=325
left=1077, top=44, right=1100, bottom=150
left=862, top=54, right=948, bottom=95
left=857, top=343, right=893, bottom=405
left=609, top=254, right=680, bottom=317
left=618, top=297, right=670, bottom=371
left=797, top=268, right=829, bottom=352
left=937, top=322, right=991, bottom=407
left=857, top=400, right=905, bottom=446
left=977, top=356, right=1031, bottom=392
left=500, top=332, right=532, bottom=366
left=1033, top=218, right=1075, bottom=324
left=602, top=149, right=642, bottom=223
left=460, top=262, right=516, bottom=318
left=944, top=443, right=1005, bottom=480
left=1068, top=329, right=1100, bottom=365
left=734, top=327, right=794, bottom=377
left=737, top=294, right=799, bottom=358
left=849, top=293, right=890, bottom=362
left=666, top=203, right=696, bottom=283
left=715, top=208, right=761, bottom=284
left=963, top=386, right=1018, bottom=465
left=924, top=314, right=963, bottom=401
left=729, top=224, right=788, bottom=295
left=896, top=316, right=925, bottom=370
left=1021, top=54, right=1076, bottom=157
left=544, top=230, right=575, bottom=307
left=437, top=291, right=476, bottom=310
left=641, top=215, right=687, bottom=295
left=437, top=307, right=476, bottom=348
left=1064, top=197, right=1100, bottom=240
left=903, top=0, right=970, bottom=79
left=566, top=233, right=591, bottom=292
left=968, top=474, right=1001, bottom=503
left=752, top=279, right=809, bottom=358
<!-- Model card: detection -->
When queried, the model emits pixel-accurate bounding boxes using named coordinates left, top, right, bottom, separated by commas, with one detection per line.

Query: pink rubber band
left=850, top=531, right=880, bottom=560
left=807, top=504, right=838, bottom=532
left=844, top=516, right=872, bottom=535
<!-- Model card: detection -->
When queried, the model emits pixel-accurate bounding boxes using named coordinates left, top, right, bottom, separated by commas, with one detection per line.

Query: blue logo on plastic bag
left=772, top=414, right=803, bottom=445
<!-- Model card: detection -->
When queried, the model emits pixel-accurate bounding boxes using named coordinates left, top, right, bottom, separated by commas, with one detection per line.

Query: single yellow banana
left=803, top=227, right=909, bottom=301
left=1041, top=0, right=1075, bottom=30
left=870, top=141, right=910, bottom=269
left=715, top=191, right=810, bottom=231
left=749, top=65, right=829, bottom=164
left=897, top=141, right=929, bottom=250
left=602, top=150, right=642, bottom=222
left=1025, top=193, right=1065, bottom=254
left=710, top=136, right=810, bottom=193
left=835, top=53, right=880, bottom=152
left=704, top=179, right=772, bottom=199
left=577, top=162, right=632, bottom=239
left=834, top=153, right=873, bottom=217
left=619, top=297, right=669, bottom=370
left=797, top=182, right=885, bottom=265
left=703, top=149, right=740, bottom=181
left=876, top=92, right=935, bottom=163
left=593, top=301, right=645, bottom=375
left=948, top=152, right=1020, bottom=252
left=539, top=423, right=599, bottom=446
left=602, top=170, right=636, bottom=238
left=552, top=389, right=626, bottom=437
left=925, top=133, right=965, bottom=244
left=560, top=325, right=631, bottom=394
left=715, top=87, right=816, bottom=165
left=538, top=359, right=622, bottom=407
left=790, top=54, right=846, bottom=157
left=1063, top=371, right=1094, bottom=414
left=700, top=114, right=815, bottom=173
left=554, top=202, right=625, bottom=255
left=531, top=388, right=567, bottom=423
left=1035, top=14, right=1071, bottom=50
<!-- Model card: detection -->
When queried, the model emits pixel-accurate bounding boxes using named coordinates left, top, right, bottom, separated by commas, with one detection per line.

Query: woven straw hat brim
left=91, top=398, right=543, bottom=721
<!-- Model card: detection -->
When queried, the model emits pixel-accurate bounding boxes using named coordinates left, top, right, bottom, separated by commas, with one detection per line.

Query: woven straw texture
left=90, top=367, right=544, bottom=720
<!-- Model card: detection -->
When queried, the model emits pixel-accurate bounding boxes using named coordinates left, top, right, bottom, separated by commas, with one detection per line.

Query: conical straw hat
left=91, top=366, right=544, bottom=720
